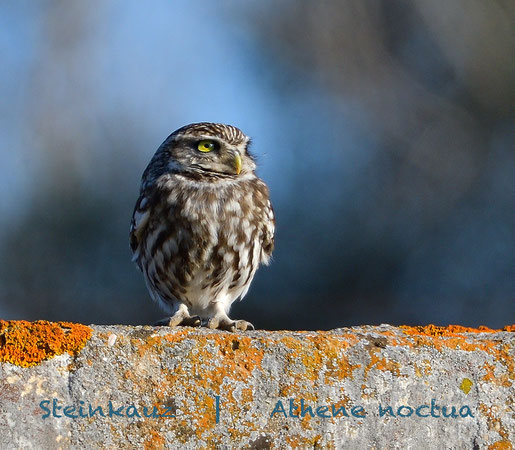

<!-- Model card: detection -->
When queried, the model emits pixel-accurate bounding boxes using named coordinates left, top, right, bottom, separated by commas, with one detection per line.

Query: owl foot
left=207, top=315, right=255, bottom=332
left=154, top=314, right=201, bottom=328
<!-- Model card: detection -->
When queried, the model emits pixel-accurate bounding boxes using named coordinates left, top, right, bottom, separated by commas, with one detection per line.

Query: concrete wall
left=0, top=321, right=513, bottom=449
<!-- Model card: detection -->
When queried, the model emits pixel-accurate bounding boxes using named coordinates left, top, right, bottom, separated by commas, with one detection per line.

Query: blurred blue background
left=1, top=1, right=514, bottom=329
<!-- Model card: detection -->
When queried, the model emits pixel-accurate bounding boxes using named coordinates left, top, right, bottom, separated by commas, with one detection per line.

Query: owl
left=130, top=123, right=275, bottom=331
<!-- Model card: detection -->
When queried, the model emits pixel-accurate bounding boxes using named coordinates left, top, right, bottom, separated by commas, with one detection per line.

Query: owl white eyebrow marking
left=181, top=134, right=221, bottom=141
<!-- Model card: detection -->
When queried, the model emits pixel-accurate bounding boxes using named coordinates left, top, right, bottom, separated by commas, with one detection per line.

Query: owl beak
left=234, top=152, right=242, bottom=175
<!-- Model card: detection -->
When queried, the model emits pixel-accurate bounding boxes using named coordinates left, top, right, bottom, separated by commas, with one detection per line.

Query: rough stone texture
left=0, top=323, right=513, bottom=449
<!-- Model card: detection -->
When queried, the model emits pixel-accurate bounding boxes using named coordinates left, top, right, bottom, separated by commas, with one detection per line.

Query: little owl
left=130, top=123, right=275, bottom=331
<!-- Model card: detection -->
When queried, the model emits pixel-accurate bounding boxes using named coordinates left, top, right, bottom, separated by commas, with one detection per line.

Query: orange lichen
left=482, top=363, right=512, bottom=388
left=196, top=394, right=216, bottom=430
left=387, top=325, right=515, bottom=379
left=143, top=430, right=165, bottom=450
left=400, top=324, right=512, bottom=337
left=412, top=360, right=432, bottom=378
left=301, top=412, right=312, bottom=430
left=364, top=346, right=403, bottom=379
left=286, top=434, right=327, bottom=449
left=241, top=387, right=253, bottom=404
left=285, top=435, right=301, bottom=448
left=279, top=333, right=360, bottom=384
left=0, top=320, right=92, bottom=367
left=489, top=441, right=513, bottom=450
left=479, top=403, right=511, bottom=442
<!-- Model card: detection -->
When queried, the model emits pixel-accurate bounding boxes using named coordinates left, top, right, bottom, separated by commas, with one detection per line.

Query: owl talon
left=235, top=320, right=255, bottom=331
left=224, top=322, right=237, bottom=332
left=180, top=315, right=202, bottom=327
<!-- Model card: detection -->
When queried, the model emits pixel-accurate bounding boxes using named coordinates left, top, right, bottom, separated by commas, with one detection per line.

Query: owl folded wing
left=129, top=193, right=151, bottom=269
left=260, top=201, right=275, bottom=265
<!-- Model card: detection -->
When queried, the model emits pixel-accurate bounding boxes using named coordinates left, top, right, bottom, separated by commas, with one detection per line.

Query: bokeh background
left=1, top=1, right=514, bottom=330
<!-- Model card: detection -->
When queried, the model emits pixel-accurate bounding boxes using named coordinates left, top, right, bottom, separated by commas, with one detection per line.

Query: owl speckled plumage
left=130, top=123, right=274, bottom=331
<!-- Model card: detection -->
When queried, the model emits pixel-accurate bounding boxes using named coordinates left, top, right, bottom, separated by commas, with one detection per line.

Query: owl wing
left=129, top=191, right=152, bottom=270
left=260, top=200, right=275, bottom=265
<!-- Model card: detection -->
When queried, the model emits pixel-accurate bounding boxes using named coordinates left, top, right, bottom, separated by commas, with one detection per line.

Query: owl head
left=148, top=123, right=256, bottom=182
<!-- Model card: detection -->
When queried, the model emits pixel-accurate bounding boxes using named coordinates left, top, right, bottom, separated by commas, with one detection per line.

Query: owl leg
left=154, top=303, right=201, bottom=327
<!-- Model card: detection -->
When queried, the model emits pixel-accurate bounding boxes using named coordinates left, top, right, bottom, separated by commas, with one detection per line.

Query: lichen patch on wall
left=0, top=320, right=92, bottom=367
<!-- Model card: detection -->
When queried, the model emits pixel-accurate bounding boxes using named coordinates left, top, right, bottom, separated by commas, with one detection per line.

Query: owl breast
left=137, top=173, right=270, bottom=317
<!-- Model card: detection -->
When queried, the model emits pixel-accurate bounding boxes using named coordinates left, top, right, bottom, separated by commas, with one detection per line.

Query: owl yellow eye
left=197, top=140, right=216, bottom=152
